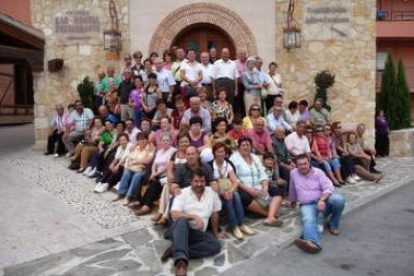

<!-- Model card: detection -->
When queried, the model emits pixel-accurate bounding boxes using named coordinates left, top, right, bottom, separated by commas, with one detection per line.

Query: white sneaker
left=65, top=152, right=72, bottom=157
left=353, top=175, right=362, bottom=181
left=86, top=167, right=96, bottom=177
left=346, top=176, right=356, bottom=184
left=83, top=167, right=93, bottom=176
left=97, top=183, right=109, bottom=193
left=94, top=182, right=102, bottom=192
left=114, top=182, right=120, bottom=191
left=53, top=153, right=60, bottom=158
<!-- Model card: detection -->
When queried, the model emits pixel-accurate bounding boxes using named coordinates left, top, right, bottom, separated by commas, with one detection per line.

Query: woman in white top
left=208, top=142, right=255, bottom=239
left=137, top=132, right=177, bottom=216
left=264, top=62, right=283, bottom=112
left=285, top=100, right=301, bottom=129
left=151, top=132, right=190, bottom=225
left=229, top=136, right=284, bottom=227
left=94, top=133, right=132, bottom=193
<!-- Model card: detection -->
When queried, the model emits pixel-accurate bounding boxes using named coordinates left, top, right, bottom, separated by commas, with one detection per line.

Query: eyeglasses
left=252, top=108, right=261, bottom=111
left=133, top=56, right=142, bottom=59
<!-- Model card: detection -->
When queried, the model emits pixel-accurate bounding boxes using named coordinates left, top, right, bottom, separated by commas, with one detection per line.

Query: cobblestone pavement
left=1, top=126, right=413, bottom=275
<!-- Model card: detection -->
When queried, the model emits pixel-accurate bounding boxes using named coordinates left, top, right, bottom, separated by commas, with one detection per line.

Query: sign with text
left=303, top=2, right=355, bottom=40
left=54, top=10, right=101, bottom=45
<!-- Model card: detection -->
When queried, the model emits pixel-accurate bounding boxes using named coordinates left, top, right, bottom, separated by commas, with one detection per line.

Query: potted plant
left=77, top=77, right=95, bottom=111
left=314, top=70, right=335, bottom=111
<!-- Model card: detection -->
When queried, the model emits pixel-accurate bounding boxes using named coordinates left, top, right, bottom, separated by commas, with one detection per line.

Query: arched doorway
left=172, top=23, right=236, bottom=59
left=148, top=2, right=258, bottom=58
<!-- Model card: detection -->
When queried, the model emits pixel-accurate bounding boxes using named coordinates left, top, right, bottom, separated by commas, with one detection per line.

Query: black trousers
left=140, top=179, right=163, bottom=207
left=234, top=82, right=246, bottom=116
left=375, top=133, right=390, bottom=157
left=46, top=130, right=66, bottom=155
left=215, top=78, right=235, bottom=107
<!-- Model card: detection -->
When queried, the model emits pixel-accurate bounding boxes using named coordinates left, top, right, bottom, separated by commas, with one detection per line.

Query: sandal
left=151, top=213, right=163, bottom=222
left=264, top=219, right=283, bottom=227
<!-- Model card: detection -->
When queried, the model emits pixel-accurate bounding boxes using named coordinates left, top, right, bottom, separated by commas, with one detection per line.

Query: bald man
left=213, top=48, right=238, bottom=106
left=45, top=104, right=69, bottom=157
left=180, top=96, right=212, bottom=133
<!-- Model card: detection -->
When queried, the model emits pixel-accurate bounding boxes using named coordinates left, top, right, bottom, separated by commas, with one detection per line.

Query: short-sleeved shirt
left=101, top=76, right=121, bottom=93
left=69, top=108, right=94, bottom=132
left=285, top=132, right=311, bottom=156
left=155, top=68, right=176, bottom=93
left=229, top=151, right=268, bottom=190
left=153, top=147, right=177, bottom=174
left=310, top=108, right=330, bottom=126
left=129, top=89, right=142, bottom=110
left=173, top=163, right=216, bottom=189
left=100, top=130, right=118, bottom=146
left=247, top=129, right=272, bottom=154
left=180, top=60, right=202, bottom=87
left=171, top=186, right=222, bottom=231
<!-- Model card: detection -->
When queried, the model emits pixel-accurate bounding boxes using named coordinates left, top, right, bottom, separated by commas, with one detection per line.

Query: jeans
left=167, top=217, right=221, bottom=265
left=133, top=108, right=142, bottom=128
left=320, top=157, right=341, bottom=171
left=299, top=193, right=345, bottom=247
left=221, top=191, right=245, bottom=228
left=118, top=168, right=146, bottom=198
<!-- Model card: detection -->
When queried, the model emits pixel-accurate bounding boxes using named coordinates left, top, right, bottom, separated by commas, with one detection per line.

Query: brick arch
left=149, top=2, right=258, bottom=56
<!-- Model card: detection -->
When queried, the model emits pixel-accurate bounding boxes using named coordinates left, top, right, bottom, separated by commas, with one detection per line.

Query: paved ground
left=221, top=182, right=414, bottom=276
left=0, top=124, right=413, bottom=276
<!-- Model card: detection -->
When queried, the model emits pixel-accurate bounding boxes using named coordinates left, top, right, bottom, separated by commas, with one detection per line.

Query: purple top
left=375, top=117, right=389, bottom=135
left=299, top=108, right=310, bottom=121
left=289, top=167, right=334, bottom=204
left=190, top=132, right=207, bottom=148
left=129, top=88, right=142, bottom=110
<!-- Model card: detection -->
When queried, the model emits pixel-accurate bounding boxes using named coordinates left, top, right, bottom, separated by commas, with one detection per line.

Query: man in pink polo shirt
left=247, top=118, right=274, bottom=156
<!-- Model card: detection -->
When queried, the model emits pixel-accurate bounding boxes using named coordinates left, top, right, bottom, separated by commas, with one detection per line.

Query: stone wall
left=275, top=0, right=377, bottom=146
left=31, top=0, right=129, bottom=149
left=390, top=128, right=414, bottom=157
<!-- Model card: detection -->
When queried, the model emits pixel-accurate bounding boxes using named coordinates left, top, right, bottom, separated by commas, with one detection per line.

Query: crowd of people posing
left=44, top=47, right=385, bottom=275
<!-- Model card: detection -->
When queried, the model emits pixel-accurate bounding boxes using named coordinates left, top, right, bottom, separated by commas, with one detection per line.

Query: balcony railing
left=377, top=10, right=414, bottom=21
left=376, top=66, right=414, bottom=92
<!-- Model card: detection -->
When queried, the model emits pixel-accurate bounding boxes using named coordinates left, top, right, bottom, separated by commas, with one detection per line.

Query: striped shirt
left=69, top=108, right=94, bottom=132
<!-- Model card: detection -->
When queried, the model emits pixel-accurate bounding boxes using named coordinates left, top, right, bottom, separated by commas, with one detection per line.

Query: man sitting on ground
left=163, top=168, right=225, bottom=276
left=309, top=98, right=330, bottom=126
left=289, top=154, right=345, bottom=253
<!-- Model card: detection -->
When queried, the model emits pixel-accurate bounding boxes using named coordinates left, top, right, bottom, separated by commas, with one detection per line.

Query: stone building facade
left=30, top=0, right=376, bottom=149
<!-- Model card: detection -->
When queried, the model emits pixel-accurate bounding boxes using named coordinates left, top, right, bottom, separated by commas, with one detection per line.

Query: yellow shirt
left=126, top=144, right=154, bottom=172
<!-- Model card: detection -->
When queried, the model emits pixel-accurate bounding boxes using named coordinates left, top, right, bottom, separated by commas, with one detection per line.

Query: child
left=263, top=152, right=290, bottom=208
left=227, top=117, right=245, bottom=145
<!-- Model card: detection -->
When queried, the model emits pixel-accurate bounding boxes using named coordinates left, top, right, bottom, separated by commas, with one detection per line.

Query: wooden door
left=173, top=24, right=236, bottom=59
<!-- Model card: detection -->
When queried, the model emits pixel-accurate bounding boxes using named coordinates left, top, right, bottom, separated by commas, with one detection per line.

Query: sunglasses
left=252, top=108, right=261, bottom=111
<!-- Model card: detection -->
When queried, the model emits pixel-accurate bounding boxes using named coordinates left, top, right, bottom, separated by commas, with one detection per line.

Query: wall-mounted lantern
left=103, top=0, right=121, bottom=59
left=283, top=0, right=301, bottom=51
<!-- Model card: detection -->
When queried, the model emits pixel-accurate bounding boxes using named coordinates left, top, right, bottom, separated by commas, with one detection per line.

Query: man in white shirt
left=266, top=106, right=292, bottom=133
left=213, top=48, right=238, bottom=105
left=180, top=48, right=203, bottom=99
left=163, top=168, right=224, bottom=275
left=200, top=52, right=214, bottom=101
left=124, top=119, right=140, bottom=144
left=154, top=57, right=176, bottom=104
left=284, top=120, right=311, bottom=159
left=66, top=100, right=94, bottom=155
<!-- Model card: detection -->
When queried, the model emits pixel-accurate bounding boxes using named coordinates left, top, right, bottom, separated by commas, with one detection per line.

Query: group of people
left=44, top=47, right=386, bottom=276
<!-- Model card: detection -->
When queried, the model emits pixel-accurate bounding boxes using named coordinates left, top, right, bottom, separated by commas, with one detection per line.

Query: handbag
left=255, top=194, right=271, bottom=209
left=218, top=178, right=232, bottom=191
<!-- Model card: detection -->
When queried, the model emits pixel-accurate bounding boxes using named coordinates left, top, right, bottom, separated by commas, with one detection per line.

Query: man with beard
left=163, top=167, right=225, bottom=276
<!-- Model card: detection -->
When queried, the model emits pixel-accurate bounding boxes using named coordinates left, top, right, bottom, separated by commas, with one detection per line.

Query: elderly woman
left=70, top=116, right=104, bottom=172
left=264, top=62, right=283, bottom=112
left=136, top=132, right=177, bottom=216
left=242, top=104, right=266, bottom=131
left=197, top=86, right=212, bottom=111
left=129, top=76, right=144, bottom=128
left=242, top=57, right=263, bottom=114
left=211, top=87, right=234, bottom=124
left=152, top=116, right=178, bottom=150
left=285, top=100, right=300, bottom=129
left=210, top=117, right=236, bottom=151
left=94, top=133, right=132, bottom=193
left=208, top=142, right=255, bottom=239
left=151, top=132, right=190, bottom=225
left=346, top=132, right=382, bottom=182
left=188, top=116, right=210, bottom=151
left=113, top=132, right=155, bottom=206
left=171, top=95, right=187, bottom=129
left=230, top=136, right=284, bottom=227
left=311, top=124, right=345, bottom=187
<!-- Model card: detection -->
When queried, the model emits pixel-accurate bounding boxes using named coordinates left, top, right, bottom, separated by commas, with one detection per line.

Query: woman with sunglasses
left=311, top=124, right=345, bottom=187
left=242, top=104, right=266, bottom=131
